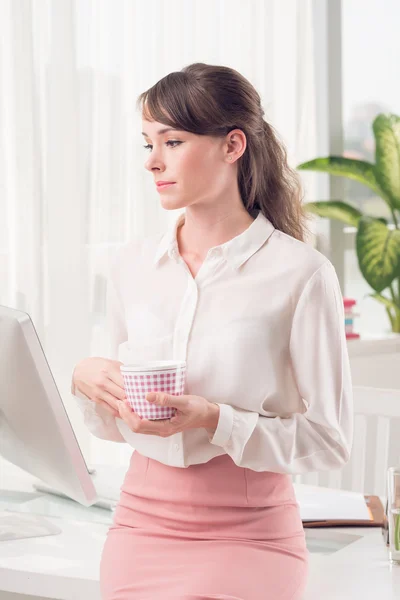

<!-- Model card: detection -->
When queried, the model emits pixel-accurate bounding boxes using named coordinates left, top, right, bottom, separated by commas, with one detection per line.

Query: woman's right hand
left=72, top=357, right=127, bottom=418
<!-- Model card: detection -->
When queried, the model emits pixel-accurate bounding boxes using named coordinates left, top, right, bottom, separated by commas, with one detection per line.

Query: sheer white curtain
left=0, top=0, right=321, bottom=466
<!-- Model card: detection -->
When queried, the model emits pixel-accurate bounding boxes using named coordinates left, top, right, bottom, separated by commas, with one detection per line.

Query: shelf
left=347, top=332, right=400, bottom=358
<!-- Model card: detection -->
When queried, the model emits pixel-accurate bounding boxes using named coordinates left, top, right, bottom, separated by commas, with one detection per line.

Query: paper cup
left=120, top=361, right=186, bottom=420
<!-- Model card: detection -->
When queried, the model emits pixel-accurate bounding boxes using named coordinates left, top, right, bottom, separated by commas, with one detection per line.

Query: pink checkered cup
left=120, top=360, right=186, bottom=420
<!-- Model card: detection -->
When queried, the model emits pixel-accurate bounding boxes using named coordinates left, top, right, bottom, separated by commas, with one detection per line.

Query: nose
left=144, top=151, right=165, bottom=173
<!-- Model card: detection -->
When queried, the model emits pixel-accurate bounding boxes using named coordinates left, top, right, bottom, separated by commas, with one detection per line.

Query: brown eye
left=143, top=141, right=182, bottom=151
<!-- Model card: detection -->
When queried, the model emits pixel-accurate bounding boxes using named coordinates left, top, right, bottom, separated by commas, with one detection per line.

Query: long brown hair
left=137, top=62, right=310, bottom=242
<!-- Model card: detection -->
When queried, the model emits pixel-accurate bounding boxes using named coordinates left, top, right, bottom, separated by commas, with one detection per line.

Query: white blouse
left=72, top=210, right=353, bottom=473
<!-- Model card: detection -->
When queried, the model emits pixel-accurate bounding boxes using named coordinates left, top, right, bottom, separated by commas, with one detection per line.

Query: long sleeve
left=208, top=260, right=354, bottom=474
left=71, top=248, right=128, bottom=443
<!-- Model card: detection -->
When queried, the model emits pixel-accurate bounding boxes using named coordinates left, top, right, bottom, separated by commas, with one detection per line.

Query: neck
left=177, top=205, right=256, bottom=260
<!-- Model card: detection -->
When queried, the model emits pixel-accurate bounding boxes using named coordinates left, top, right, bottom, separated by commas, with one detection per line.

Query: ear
left=225, top=128, right=247, bottom=161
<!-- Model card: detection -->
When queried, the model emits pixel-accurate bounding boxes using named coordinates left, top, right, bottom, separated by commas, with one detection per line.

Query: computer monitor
left=0, top=304, right=99, bottom=510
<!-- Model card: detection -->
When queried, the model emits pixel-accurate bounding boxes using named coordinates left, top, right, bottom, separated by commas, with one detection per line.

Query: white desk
left=0, top=463, right=399, bottom=600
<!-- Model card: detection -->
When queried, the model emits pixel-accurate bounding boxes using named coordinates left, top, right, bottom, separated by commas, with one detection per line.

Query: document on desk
left=0, top=510, right=62, bottom=541
left=293, top=484, right=382, bottom=526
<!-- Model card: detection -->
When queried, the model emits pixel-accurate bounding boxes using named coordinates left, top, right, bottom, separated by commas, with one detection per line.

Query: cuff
left=208, top=403, right=234, bottom=447
left=71, top=387, right=125, bottom=442
left=71, top=387, right=98, bottom=417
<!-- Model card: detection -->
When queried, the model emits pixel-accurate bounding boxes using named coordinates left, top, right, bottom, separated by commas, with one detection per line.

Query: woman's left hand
left=117, top=392, right=219, bottom=438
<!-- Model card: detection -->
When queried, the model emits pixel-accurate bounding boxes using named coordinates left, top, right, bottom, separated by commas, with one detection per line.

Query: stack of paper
left=293, top=483, right=373, bottom=523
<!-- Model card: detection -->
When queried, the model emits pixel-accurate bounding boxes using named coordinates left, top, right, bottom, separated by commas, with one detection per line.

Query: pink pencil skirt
left=100, top=451, right=309, bottom=600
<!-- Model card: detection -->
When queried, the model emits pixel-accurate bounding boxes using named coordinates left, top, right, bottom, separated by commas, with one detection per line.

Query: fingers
left=90, top=368, right=128, bottom=418
left=117, top=401, right=144, bottom=430
left=99, top=390, right=127, bottom=414
left=105, top=381, right=127, bottom=402
left=118, top=404, right=174, bottom=437
left=101, top=370, right=127, bottom=401
left=96, top=372, right=127, bottom=405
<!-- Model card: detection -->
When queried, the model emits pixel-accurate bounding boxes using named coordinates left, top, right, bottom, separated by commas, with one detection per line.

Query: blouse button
left=174, top=443, right=179, bottom=451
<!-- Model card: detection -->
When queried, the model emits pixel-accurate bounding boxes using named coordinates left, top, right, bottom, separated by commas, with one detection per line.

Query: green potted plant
left=297, top=112, right=400, bottom=333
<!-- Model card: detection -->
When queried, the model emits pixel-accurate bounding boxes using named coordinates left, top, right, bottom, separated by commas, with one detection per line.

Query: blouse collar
left=153, top=210, right=276, bottom=271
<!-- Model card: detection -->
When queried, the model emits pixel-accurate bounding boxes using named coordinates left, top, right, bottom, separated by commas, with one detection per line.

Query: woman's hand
left=117, top=392, right=220, bottom=438
left=72, top=357, right=126, bottom=417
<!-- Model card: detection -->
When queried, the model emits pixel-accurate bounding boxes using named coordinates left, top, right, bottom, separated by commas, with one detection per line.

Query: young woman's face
left=142, top=118, right=232, bottom=210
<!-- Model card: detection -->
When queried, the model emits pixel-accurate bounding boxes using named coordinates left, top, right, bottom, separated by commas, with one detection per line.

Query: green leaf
left=368, top=292, right=399, bottom=311
left=303, top=200, right=363, bottom=227
left=368, top=292, right=399, bottom=330
left=356, top=216, right=400, bottom=293
left=373, top=113, right=400, bottom=210
left=297, top=157, right=383, bottom=196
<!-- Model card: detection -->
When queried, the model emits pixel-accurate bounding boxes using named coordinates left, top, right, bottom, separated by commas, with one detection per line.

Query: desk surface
left=1, top=462, right=399, bottom=600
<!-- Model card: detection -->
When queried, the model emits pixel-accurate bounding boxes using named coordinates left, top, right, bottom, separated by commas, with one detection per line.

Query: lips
left=156, top=182, right=176, bottom=189
left=156, top=181, right=175, bottom=187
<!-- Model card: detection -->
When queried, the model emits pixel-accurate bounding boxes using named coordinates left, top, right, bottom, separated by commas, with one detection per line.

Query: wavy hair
left=136, top=62, right=310, bottom=242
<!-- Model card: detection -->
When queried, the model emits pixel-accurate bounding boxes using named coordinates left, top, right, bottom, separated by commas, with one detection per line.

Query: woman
left=72, top=62, right=353, bottom=600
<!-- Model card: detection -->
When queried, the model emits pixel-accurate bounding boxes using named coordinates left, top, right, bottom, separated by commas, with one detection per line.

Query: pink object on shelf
left=343, top=298, right=359, bottom=339
left=343, top=297, right=356, bottom=309
left=346, top=332, right=360, bottom=339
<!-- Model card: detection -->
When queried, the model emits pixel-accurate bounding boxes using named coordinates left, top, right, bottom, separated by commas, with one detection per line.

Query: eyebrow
left=141, top=128, right=180, bottom=137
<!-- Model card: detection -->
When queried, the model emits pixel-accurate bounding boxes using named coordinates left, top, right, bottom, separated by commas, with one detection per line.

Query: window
left=342, top=0, right=400, bottom=335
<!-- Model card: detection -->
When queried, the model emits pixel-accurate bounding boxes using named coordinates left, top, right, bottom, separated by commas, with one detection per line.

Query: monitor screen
left=0, top=304, right=98, bottom=507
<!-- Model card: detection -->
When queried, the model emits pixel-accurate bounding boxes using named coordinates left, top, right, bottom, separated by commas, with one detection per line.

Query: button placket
left=168, top=434, right=183, bottom=466
left=173, top=277, right=198, bottom=361
left=201, top=251, right=225, bottom=285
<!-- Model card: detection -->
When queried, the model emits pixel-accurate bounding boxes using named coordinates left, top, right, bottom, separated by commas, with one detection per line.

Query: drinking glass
left=387, top=466, right=400, bottom=564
